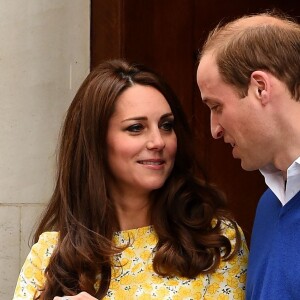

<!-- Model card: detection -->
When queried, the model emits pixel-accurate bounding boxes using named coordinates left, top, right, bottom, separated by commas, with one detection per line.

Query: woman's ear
left=250, top=71, right=270, bottom=105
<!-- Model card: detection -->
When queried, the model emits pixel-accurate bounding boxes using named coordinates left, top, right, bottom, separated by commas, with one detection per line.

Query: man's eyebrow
left=201, top=97, right=213, bottom=104
left=202, top=97, right=219, bottom=105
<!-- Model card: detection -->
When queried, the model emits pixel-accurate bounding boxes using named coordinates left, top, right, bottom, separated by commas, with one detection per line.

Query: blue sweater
left=246, top=189, right=300, bottom=300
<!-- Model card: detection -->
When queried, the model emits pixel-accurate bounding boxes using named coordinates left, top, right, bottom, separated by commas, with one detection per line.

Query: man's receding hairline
left=229, top=14, right=296, bottom=31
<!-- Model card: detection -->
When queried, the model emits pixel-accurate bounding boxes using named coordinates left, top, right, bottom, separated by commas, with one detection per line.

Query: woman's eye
left=160, top=120, right=174, bottom=131
left=126, top=124, right=144, bottom=132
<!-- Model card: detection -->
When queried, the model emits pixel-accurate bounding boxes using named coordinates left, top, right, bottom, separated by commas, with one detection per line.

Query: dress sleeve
left=205, top=222, right=249, bottom=300
left=12, top=232, right=58, bottom=300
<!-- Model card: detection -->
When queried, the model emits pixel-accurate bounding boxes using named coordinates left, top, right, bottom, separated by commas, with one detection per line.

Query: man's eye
left=126, top=124, right=144, bottom=132
left=210, top=105, right=221, bottom=113
left=160, top=120, right=174, bottom=131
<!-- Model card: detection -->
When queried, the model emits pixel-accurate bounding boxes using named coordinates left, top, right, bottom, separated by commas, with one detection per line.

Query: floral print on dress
left=13, top=223, right=248, bottom=299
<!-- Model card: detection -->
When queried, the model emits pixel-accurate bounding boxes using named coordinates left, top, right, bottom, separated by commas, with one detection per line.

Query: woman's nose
left=146, top=130, right=166, bottom=150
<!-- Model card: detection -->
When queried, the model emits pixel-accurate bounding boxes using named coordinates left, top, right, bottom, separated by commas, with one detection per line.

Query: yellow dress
left=13, top=224, right=248, bottom=300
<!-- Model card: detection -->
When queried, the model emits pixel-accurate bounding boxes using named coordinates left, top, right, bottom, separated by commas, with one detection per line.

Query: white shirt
left=260, top=156, right=300, bottom=206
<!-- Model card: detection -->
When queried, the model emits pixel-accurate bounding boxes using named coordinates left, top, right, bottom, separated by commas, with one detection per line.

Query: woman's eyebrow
left=122, top=112, right=173, bottom=123
left=161, top=112, right=174, bottom=118
left=121, top=116, right=147, bottom=122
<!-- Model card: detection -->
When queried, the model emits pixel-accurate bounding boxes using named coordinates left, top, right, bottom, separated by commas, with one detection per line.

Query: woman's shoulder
left=217, top=218, right=249, bottom=255
left=219, top=219, right=249, bottom=257
left=31, top=231, right=59, bottom=256
left=38, top=231, right=59, bottom=239
left=36, top=231, right=59, bottom=244
left=217, top=219, right=244, bottom=240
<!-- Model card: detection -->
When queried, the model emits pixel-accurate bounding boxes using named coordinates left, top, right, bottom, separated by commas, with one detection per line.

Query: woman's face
left=106, top=84, right=177, bottom=196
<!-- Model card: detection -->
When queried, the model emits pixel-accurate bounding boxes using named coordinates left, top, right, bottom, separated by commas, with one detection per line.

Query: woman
left=13, top=59, right=248, bottom=300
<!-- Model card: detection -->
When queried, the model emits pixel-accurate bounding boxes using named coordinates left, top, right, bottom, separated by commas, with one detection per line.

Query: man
left=196, top=11, right=300, bottom=300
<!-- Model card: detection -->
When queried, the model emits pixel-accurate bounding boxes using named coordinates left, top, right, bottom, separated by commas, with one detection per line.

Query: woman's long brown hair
left=34, top=59, right=241, bottom=299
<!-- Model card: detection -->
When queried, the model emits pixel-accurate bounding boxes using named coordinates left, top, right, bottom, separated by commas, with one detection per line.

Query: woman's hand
left=53, top=292, right=98, bottom=300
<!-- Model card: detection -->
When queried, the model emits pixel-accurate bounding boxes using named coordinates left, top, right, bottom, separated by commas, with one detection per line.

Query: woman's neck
left=112, top=192, right=151, bottom=231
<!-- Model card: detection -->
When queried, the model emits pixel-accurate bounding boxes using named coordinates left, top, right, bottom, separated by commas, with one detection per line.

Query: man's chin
left=240, top=160, right=259, bottom=172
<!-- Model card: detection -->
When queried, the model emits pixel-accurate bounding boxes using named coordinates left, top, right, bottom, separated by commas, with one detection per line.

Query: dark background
left=90, top=0, right=300, bottom=244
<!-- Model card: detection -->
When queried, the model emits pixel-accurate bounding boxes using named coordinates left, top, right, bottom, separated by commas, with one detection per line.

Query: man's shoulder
left=257, top=188, right=279, bottom=209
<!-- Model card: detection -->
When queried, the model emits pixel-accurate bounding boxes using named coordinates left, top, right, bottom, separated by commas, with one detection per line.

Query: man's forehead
left=197, top=54, right=221, bottom=89
left=198, top=52, right=215, bottom=69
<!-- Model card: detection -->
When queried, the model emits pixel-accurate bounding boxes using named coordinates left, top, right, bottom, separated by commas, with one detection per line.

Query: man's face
left=196, top=53, right=273, bottom=171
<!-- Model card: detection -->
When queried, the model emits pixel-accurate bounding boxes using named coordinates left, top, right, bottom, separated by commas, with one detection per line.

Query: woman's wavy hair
left=34, top=59, right=240, bottom=299
left=200, top=11, right=300, bottom=100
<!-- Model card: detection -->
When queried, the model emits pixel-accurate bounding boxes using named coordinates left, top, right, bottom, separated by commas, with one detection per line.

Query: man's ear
left=250, top=71, right=271, bottom=105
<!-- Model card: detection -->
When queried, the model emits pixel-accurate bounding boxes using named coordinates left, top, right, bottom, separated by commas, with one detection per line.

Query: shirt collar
left=260, top=157, right=300, bottom=206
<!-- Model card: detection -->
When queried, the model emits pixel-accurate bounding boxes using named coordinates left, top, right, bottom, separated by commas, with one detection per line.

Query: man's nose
left=211, top=117, right=224, bottom=139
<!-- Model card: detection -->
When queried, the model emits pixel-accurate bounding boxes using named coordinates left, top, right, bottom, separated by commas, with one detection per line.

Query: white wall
left=0, top=1, right=90, bottom=299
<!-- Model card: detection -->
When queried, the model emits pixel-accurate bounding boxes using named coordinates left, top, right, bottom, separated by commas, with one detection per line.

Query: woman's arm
left=12, top=232, right=58, bottom=300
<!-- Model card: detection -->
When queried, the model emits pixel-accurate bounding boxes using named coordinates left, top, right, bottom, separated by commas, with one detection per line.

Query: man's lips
left=224, top=139, right=236, bottom=148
